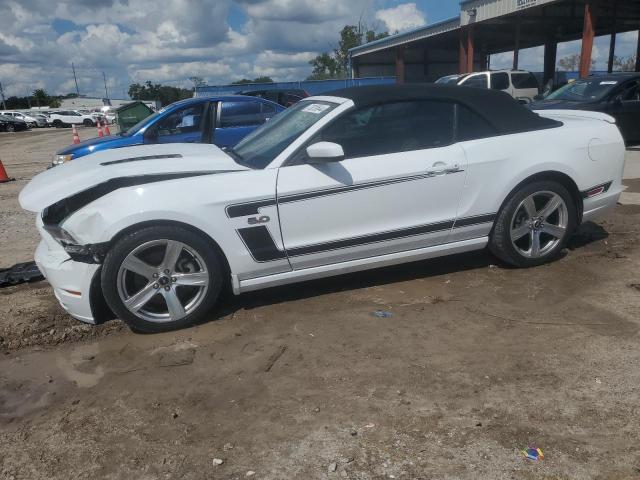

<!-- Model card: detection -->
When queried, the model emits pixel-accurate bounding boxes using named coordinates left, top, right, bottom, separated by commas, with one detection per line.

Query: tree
left=32, top=89, right=50, bottom=108
left=613, top=54, right=637, bottom=72
left=128, top=81, right=192, bottom=106
left=189, top=76, right=206, bottom=89
left=231, top=76, right=274, bottom=85
left=308, top=52, right=341, bottom=80
left=307, top=24, right=388, bottom=80
left=558, top=53, right=595, bottom=72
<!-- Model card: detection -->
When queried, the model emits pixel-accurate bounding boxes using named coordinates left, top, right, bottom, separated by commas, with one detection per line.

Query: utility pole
left=102, top=71, right=109, bottom=99
left=72, top=62, right=80, bottom=96
left=0, top=80, right=6, bottom=110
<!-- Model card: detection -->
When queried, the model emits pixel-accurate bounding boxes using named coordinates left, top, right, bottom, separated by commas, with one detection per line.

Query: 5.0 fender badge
left=248, top=215, right=270, bottom=225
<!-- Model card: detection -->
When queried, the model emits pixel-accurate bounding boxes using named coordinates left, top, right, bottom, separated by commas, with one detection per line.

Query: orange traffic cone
left=103, top=120, right=111, bottom=136
left=0, top=159, right=15, bottom=183
left=72, top=124, right=80, bottom=144
left=97, top=120, right=104, bottom=138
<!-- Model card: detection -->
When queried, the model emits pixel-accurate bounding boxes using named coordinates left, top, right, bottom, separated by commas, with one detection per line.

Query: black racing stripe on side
left=279, top=170, right=464, bottom=205
left=42, top=172, right=219, bottom=226
left=237, top=226, right=287, bottom=262
left=100, top=154, right=183, bottom=166
left=453, top=213, right=496, bottom=229
left=226, top=199, right=276, bottom=218
left=287, top=220, right=455, bottom=257
left=581, top=181, right=613, bottom=199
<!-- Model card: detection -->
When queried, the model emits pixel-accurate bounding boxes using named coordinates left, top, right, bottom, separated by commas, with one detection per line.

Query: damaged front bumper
left=35, top=240, right=101, bottom=324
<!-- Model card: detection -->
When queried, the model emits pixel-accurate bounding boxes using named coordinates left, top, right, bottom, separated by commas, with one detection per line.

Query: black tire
left=6, top=124, right=15, bottom=133
left=52, top=119, right=63, bottom=128
left=83, top=119, right=94, bottom=127
left=489, top=180, right=577, bottom=268
left=101, top=225, right=223, bottom=333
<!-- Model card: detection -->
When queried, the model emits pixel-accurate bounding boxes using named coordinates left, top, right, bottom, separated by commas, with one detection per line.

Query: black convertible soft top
left=324, top=84, right=561, bottom=135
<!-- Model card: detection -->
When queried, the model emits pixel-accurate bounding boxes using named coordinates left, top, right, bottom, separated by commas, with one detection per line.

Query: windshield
left=231, top=100, right=339, bottom=169
left=546, top=78, right=619, bottom=102
left=120, top=111, right=161, bottom=136
left=436, top=75, right=462, bottom=85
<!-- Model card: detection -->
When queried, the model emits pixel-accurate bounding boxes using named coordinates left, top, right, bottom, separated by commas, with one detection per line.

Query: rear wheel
left=52, top=119, right=63, bottom=128
left=6, top=124, right=15, bottom=133
left=83, top=119, right=94, bottom=127
left=489, top=180, right=577, bottom=267
left=102, top=226, right=223, bottom=332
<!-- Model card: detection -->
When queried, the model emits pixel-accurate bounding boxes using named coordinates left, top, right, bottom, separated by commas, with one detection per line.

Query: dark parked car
left=0, top=114, right=29, bottom=132
left=530, top=73, right=640, bottom=145
left=239, top=88, right=309, bottom=107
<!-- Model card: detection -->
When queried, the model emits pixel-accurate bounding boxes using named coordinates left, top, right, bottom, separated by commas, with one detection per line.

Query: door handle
left=428, top=162, right=460, bottom=175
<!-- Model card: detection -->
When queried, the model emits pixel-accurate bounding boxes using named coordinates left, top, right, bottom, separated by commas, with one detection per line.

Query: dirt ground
left=1, top=128, right=640, bottom=480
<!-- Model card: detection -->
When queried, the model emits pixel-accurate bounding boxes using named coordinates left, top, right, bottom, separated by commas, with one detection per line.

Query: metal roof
left=349, top=17, right=460, bottom=58
left=349, top=0, right=567, bottom=58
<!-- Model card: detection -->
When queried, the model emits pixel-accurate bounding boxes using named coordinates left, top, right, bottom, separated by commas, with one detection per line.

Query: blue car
left=53, top=96, right=284, bottom=165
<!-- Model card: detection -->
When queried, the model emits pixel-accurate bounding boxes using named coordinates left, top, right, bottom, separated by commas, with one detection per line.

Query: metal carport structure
left=349, top=0, right=640, bottom=84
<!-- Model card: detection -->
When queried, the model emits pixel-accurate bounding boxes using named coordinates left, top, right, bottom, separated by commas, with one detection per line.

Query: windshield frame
left=230, top=97, right=349, bottom=169
left=545, top=78, right=620, bottom=102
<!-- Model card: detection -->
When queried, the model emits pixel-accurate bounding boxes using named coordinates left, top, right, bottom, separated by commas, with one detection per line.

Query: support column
left=352, top=58, right=360, bottom=79
left=579, top=0, right=598, bottom=78
left=607, top=0, right=618, bottom=73
left=466, top=26, right=475, bottom=73
left=636, top=31, right=640, bottom=72
left=395, top=46, right=405, bottom=84
left=459, top=29, right=468, bottom=74
left=513, top=15, right=522, bottom=70
left=543, top=40, right=557, bottom=87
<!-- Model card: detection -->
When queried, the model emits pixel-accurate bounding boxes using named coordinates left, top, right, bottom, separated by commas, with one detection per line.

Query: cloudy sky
left=0, top=0, right=457, bottom=98
left=0, top=0, right=637, bottom=99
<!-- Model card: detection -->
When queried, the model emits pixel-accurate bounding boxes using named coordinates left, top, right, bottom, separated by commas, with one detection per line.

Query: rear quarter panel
left=456, top=119, right=625, bottom=221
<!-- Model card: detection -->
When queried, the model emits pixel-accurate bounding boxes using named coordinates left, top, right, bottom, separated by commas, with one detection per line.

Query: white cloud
left=374, top=3, right=426, bottom=34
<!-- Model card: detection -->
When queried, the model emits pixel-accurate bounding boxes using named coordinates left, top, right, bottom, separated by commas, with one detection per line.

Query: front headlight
left=52, top=154, right=73, bottom=166
left=43, top=224, right=78, bottom=246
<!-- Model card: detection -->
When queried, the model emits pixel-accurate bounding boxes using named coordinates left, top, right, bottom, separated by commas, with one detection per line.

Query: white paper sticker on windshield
left=302, top=103, right=330, bottom=114
left=600, top=81, right=618, bottom=85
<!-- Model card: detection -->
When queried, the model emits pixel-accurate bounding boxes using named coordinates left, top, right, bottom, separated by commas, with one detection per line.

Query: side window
left=490, top=72, right=510, bottom=91
left=156, top=103, right=205, bottom=137
left=220, top=101, right=264, bottom=127
left=456, top=104, right=498, bottom=142
left=620, top=81, right=640, bottom=102
left=315, top=100, right=455, bottom=159
left=462, top=74, right=488, bottom=89
left=511, top=73, right=539, bottom=89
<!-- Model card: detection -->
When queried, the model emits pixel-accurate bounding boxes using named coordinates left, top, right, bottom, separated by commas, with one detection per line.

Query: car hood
left=528, top=99, right=591, bottom=110
left=20, top=143, right=248, bottom=213
left=57, top=134, right=125, bottom=155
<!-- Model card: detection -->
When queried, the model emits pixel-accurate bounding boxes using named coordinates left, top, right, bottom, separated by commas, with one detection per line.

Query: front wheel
left=489, top=180, right=577, bottom=267
left=83, top=119, right=94, bottom=127
left=102, top=226, right=223, bottom=332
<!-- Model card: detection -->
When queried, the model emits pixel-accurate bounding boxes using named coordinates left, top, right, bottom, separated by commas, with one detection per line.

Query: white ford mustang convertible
left=20, top=85, right=625, bottom=332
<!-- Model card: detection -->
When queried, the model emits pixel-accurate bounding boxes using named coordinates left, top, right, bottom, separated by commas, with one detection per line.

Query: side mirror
left=143, top=126, right=159, bottom=143
left=306, top=142, right=345, bottom=163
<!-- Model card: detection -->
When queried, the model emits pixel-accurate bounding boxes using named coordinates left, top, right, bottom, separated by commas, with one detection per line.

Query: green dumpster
left=115, top=101, right=154, bottom=132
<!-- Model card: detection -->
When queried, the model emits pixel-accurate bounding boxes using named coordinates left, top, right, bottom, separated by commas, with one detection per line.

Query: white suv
left=436, top=70, right=540, bottom=104
left=48, top=110, right=97, bottom=127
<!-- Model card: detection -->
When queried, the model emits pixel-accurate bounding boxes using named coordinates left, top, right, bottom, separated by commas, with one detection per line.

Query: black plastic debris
left=0, top=261, right=44, bottom=288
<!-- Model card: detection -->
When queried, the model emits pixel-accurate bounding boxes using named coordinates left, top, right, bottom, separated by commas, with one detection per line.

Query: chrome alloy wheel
left=116, top=239, right=210, bottom=323
left=510, top=191, right=569, bottom=259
